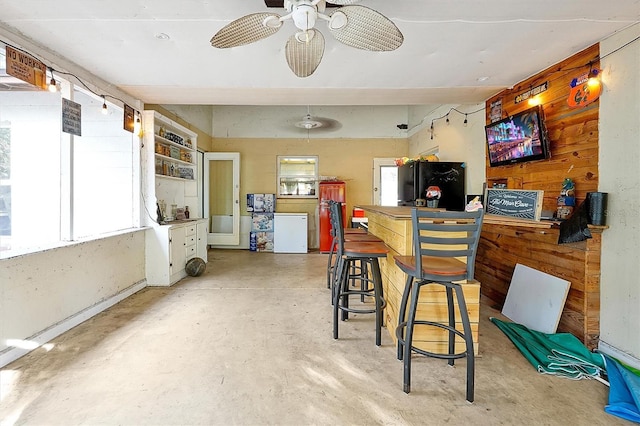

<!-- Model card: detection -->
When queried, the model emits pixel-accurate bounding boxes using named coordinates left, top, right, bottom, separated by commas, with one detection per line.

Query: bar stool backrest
left=411, top=208, right=484, bottom=282
left=329, top=200, right=345, bottom=254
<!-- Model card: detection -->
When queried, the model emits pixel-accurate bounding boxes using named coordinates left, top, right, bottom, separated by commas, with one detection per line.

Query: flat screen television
left=485, top=105, right=551, bottom=167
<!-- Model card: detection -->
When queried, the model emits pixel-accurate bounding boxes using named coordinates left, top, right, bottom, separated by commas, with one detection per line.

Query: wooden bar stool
left=331, top=201, right=388, bottom=346
left=326, top=201, right=381, bottom=296
left=394, top=208, right=484, bottom=402
left=325, top=201, right=368, bottom=289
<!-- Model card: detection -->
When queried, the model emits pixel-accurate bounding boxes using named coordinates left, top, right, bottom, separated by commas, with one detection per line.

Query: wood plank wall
left=478, top=44, right=603, bottom=347
left=485, top=44, right=600, bottom=210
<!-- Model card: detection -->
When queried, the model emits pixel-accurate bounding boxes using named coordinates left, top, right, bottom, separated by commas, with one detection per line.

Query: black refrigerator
left=397, top=161, right=466, bottom=211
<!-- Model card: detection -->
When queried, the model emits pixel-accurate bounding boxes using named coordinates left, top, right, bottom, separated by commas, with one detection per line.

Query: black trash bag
left=558, top=200, right=592, bottom=244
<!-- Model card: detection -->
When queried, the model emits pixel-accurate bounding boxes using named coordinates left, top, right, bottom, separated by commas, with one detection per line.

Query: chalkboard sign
left=486, top=189, right=543, bottom=220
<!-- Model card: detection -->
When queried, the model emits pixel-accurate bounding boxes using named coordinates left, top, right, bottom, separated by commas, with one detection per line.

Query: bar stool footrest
left=396, top=320, right=470, bottom=360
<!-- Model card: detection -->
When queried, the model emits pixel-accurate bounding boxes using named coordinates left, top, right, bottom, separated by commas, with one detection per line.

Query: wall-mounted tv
left=485, top=105, right=551, bottom=167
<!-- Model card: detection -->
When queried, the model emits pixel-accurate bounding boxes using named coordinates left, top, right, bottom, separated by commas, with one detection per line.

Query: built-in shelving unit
left=142, top=110, right=199, bottom=225
left=142, top=110, right=206, bottom=286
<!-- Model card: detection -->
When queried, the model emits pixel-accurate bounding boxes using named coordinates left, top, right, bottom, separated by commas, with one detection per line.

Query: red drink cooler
left=319, top=181, right=346, bottom=252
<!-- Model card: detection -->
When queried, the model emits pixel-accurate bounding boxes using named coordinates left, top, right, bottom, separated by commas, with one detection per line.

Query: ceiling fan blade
left=328, top=6, right=403, bottom=51
left=211, top=13, right=282, bottom=48
left=264, top=0, right=339, bottom=8
left=285, top=30, right=325, bottom=78
left=264, top=0, right=284, bottom=7
left=327, top=0, right=361, bottom=5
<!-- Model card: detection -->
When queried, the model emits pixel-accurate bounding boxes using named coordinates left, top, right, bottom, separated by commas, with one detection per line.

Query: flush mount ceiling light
left=155, top=33, right=171, bottom=40
left=210, top=0, right=403, bottom=78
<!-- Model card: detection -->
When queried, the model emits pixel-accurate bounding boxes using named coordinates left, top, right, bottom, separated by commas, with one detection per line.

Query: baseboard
left=598, top=340, right=640, bottom=370
left=0, top=280, right=147, bottom=368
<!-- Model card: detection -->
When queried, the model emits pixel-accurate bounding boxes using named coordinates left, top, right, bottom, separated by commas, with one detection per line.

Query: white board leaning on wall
left=502, top=264, right=571, bottom=334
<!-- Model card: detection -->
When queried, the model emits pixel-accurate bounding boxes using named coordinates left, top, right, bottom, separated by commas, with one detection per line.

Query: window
left=277, top=156, right=318, bottom=198
left=0, top=89, right=63, bottom=252
left=0, top=126, right=11, bottom=243
left=72, top=89, right=136, bottom=238
left=0, top=44, right=139, bottom=257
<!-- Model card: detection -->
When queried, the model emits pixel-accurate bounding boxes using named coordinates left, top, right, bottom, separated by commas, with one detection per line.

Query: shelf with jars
left=146, top=112, right=197, bottom=181
left=142, top=109, right=199, bottom=224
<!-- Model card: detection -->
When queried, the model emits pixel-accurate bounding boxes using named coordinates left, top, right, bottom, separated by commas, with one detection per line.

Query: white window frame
left=276, top=155, right=319, bottom=199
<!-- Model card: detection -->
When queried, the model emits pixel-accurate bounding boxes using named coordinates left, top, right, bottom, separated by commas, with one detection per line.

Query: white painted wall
left=598, top=24, right=640, bottom=362
left=159, top=105, right=215, bottom=138
left=0, top=231, right=146, bottom=356
left=407, top=103, right=487, bottom=196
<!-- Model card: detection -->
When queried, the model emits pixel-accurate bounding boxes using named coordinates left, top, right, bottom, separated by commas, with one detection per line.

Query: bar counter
left=476, top=214, right=606, bottom=349
left=357, top=205, right=481, bottom=355
left=358, top=205, right=606, bottom=350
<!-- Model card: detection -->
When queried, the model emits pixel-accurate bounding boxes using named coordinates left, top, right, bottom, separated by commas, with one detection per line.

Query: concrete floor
left=0, top=249, right=625, bottom=425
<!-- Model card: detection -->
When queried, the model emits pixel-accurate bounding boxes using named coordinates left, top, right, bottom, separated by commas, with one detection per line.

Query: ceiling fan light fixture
left=292, top=4, right=318, bottom=30
left=295, top=115, right=324, bottom=129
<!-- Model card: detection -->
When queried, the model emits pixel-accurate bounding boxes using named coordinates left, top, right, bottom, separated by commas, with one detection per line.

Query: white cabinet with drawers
left=196, top=221, right=208, bottom=261
left=185, top=223, right=197, bottom=261
left=146, top=218, right=208, bottom=286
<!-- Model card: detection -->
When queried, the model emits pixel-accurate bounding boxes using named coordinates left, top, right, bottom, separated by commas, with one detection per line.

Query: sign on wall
left=124, top=104, right=135, bottom=133
left=514, top=82, right=549, bottom=104
left=486, top=189, right=544, bottom=221
left=62, top=98, right=82, bottom=136
left=5, top=46, right=48, bottom=90
left=490, top=99, right=502, bottom=123
left=567, top=73, right=602, bottom=108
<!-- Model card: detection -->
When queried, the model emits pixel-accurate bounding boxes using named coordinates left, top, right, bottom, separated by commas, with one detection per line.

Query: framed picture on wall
left=490, top=99, right=502, bottom=123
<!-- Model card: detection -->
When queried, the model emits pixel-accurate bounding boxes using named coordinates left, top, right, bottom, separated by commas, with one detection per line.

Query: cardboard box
left=247, top=193, right=275, bottom=213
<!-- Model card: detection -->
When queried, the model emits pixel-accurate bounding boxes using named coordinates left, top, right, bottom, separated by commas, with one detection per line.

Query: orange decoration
left=568, top=78, right=602, bottom=108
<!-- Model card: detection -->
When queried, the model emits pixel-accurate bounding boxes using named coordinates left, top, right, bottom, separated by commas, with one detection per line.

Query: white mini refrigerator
left=273, top=213, right=308, bottom=253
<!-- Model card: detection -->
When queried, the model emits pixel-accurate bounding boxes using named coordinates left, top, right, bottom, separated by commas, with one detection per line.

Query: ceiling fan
left=210, top=0, right=404, bottom=78
left=292, top=108, right=341, bottom=132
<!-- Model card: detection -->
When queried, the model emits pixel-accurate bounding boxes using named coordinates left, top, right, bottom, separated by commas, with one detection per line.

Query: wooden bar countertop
left=356, top=205, right=437, bottom=219
left=360, top=204, right=606, bottom=349
left=357, top=205, right=607, bottom=232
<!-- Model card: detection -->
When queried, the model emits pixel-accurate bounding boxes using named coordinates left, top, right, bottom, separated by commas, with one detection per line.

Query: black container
left=586, top=192, right=608, bottom=226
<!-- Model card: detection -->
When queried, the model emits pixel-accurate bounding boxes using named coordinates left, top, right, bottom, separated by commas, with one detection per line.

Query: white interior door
left=204, top=152, right=240, bottom=246
left=373, top=158, right=398, bottom=206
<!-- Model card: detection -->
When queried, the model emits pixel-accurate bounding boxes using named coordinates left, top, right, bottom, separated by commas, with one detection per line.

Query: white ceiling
left=0, top=0, right=638, bottom=107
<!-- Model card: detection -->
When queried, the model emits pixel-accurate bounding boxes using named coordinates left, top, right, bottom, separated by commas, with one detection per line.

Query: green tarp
left=490, top=317, right=605, bottom=379
left=491, top=317, right=640, bottom=423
